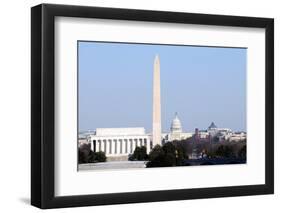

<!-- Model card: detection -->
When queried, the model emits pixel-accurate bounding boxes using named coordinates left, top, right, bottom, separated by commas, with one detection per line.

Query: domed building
left=170, top=112, right=182, bottom=133
left=163, top=113, right=192, bottom=142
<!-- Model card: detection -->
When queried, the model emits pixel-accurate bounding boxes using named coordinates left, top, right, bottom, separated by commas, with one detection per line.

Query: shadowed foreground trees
left=206, top=143, right=246, bottom=159
left=146, top=141, right=246, bottom=167
left=79, top=150, right=106, bottom=163
left=173, top=138, right=246, bottom=159
left=129, top=146, right=148, bottom=161
left=238, top=145, right=246, bottom=158
left=146, top=142, right=188, bottom=168
left=215, top=145, right=235, bottom=158
left=78, top=144, right=106, bottom=164
left=78, top=140, right=246, bottom=166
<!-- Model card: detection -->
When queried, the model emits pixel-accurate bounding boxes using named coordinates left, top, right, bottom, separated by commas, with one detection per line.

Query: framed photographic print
left=31, top=3, right=274, bottom=209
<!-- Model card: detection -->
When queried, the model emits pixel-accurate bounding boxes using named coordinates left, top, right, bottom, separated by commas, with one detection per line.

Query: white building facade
left=162, top=113, right=193, bottom=142
left=87, top=128, right=151, bottom=158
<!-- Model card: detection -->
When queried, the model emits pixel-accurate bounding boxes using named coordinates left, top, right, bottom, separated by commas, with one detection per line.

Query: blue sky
left=78, top=41, right=246, bottom=133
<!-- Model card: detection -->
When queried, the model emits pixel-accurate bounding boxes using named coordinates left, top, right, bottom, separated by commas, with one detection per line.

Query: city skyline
left=78, top=41, right=246, bottom=132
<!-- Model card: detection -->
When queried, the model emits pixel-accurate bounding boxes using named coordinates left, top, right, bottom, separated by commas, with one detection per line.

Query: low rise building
left=87, top=128, right=151, bottom=159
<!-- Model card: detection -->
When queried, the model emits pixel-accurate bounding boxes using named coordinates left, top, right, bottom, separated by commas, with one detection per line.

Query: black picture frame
left=31, top=3, right=274, bottom=209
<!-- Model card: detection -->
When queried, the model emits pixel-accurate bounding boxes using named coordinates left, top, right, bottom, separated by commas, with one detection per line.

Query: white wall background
left=0, top=0, right=279, bottom=212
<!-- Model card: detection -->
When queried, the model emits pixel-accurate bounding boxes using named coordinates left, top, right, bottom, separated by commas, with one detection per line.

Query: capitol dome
left=170, top=112, right=182, bottom=133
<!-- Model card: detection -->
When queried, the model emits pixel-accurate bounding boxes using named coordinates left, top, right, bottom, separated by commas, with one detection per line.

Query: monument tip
left=155, top=54, right=159, bottom=62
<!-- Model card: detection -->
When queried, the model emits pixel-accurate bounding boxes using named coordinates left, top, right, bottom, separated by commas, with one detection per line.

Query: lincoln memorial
left=89, top=128, right=151, bottom=159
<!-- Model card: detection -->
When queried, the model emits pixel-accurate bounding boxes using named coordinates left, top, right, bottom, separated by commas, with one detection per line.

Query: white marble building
left=228, top=131, right=247, bottom=142
left=164, top=113, right=193, bottom=141
left=87, top=128, right=151, bottom=157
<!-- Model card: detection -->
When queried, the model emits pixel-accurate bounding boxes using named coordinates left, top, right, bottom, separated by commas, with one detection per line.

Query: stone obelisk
left=152, top=55, right=162, bottom=146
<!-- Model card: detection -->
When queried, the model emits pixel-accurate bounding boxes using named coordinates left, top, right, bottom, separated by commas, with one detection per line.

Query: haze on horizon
left=78, top=41, right=246, bottom=133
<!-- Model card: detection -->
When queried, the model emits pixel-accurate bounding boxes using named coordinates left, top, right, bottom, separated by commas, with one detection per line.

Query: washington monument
left=152, top=55, right=162, bottom=146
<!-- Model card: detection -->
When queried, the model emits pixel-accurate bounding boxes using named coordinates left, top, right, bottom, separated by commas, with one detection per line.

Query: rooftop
left=208, top=122, right=217, bottom=129
left=95, top=127, right=146, bottom=136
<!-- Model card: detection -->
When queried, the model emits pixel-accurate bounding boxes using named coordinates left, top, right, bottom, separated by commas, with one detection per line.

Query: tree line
left=78, top=139, right=246, bottom=167
left=79, top=143, right=106, bottom=164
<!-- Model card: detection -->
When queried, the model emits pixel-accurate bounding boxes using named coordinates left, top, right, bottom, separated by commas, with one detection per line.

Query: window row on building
left=91, top=137, right=151, bottom=155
